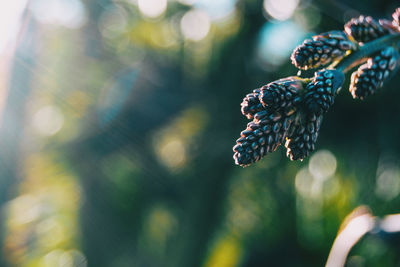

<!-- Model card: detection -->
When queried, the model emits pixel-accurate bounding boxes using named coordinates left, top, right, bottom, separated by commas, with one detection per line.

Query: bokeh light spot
left=59, top=251, right=74, bottom=267
left=295, top=167, right=313, bottom=197
left=7, top=195, right=40, bottom=225
left=43, top=250, right=64, bottom=267
left=375, top=168, right=400, bottom=201
left=42, top=249, right=87, bottom=267
left=147, top=206, right=177, bottom=243
left=257, top=20, right=307, bottom=67
left=138, top=0, right=167, bottom=18
left=204, top=236, right=241, bottom=267
left=181, top=9, right=211, bottom=41
left=380, top=214, right=400, bottom=233
left=158, top=138, right=186, bottom=169
left=263, top=0, right=299, bottom=21
left=309, top=150, right=337, bottom=181
left=32, top=106, right=64, bottom=136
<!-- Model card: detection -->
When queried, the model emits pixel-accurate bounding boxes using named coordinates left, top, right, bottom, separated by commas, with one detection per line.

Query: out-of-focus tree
left=0, top=0, right=400, bottom=267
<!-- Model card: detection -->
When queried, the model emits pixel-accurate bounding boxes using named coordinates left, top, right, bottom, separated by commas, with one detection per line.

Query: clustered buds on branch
left=233, top=7, right=400, bottom=167
left=291, top=31, right=355, bottom=70
left=344, top=15, right=390, bottom=43
left=303, top=69, right=344, bottom=115
left=350, top=47, right=399, bottom=99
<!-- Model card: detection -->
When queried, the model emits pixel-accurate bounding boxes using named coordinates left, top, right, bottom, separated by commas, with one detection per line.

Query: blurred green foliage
left=1, top=0, right=400, bottom=266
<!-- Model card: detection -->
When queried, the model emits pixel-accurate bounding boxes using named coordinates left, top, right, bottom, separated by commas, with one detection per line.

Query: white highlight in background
left=309, top=150, right=337, bottom=181
left=380, top=214, right=400, bottom=233
left=263, top=0, right=299, bottom=21
left=181, top=9, right=211, bottom=41
left=33, top=106, right=64, bottom=136
left=138, top=0, right=167, bottom=18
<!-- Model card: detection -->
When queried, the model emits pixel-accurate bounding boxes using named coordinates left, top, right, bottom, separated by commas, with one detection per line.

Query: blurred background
left=0, top=0, right=400, bottom=266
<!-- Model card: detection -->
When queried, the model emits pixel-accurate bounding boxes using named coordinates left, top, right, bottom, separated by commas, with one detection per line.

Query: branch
left=336, top=33, right=400, bottom=72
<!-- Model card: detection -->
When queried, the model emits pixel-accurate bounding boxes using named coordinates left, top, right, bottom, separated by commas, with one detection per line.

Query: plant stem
left=335, top=33, right=400, bottom=73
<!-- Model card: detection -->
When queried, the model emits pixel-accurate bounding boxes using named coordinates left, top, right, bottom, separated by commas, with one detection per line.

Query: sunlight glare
left=0, top=0, right=28, bottom=54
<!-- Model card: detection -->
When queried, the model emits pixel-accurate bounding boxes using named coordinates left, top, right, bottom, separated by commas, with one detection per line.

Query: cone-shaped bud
left=379, top=19, right=400, bottom=33
left=393, top=7, right=400, bottom=28
left=344, top=15, right=390, bottom=43
left=259, top=77, right=303, bottom=113
left=241, top=88, right=264, bottom=119
left=233, top=111, right=294, bottom=167
left=350, top=46, right=400, bottom=100
left=285, top=114, right=323, bottom=161
left=303, top=69, right=345, bottom=115
left=291, top=31, right=356, bottom=70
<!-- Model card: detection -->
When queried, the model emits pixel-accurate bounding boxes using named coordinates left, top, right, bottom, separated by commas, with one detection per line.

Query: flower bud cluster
left=234, top=7, right=400, bottom=167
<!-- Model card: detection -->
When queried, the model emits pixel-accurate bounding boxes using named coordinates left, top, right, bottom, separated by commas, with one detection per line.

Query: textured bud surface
left=303, top=69, right=345, bottom=115
left=291, top=31, right=356, bottom=70
left=241, top=88, right=264, bottom=119
left=344, top=15, right=390, bottom=43
left=285, top=114, right=323, bottom=161
left=259, top=77, right=303, bottom=113
left=350, top=46, right=400, bottom=99
left=233, top=111, right=294, bottom=166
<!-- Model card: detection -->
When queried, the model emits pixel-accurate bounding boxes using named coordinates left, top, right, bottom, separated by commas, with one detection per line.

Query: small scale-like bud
left=350, top=46, right=400, bottom=100
left=393, top=7, right=400, bottom=28
left=233, top=111, right=294, bottom=167
left=303, top=69, right=345, bottom=115
left=291, top=31, right=356, bottom=70
left=344, top=15, right=390, bottom=43
left=259, top=77, right=303, bottom=114
left=285, top=114, right=323, bottom=161
left=241, top=88, right=264, bottom=119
